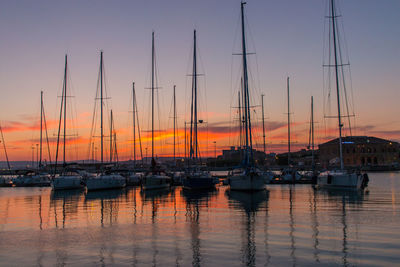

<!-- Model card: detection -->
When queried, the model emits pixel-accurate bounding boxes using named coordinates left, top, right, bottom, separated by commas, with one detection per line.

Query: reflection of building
left=319, top=136, right=399, bottom=168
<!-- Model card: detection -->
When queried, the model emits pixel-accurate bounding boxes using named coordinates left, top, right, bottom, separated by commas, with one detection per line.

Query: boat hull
left=13, top=175, right=51, bottom=187
left=229, top=174, right=265, bottom=191
left=317, top=171, right=368, bottom=190
left=52, top=176, right=83, bottom=190
left=142, top=175, right=170, bottom=190
left=86, top=174, right=126, bottom=191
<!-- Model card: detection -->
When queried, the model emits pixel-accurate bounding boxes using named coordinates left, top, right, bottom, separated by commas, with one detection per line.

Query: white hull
left=12, top=175, right=51, bottom=187
left=229, top=173, right=265, bottom=191
left=142, top=174, right=170, bottom=190
left=317, top=171, right=366, bottom=190
left=86, top=174, right=126, bottom=191
left=52, top=175, right=83, bottom=190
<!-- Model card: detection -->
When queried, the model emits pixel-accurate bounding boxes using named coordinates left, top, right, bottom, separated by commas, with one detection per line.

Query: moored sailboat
left=228, top=2, right=264, bottom=191
left=85, top=51, right=126, bottom=191
left=142, top=32, right=171, bottom=191
left=182, top=29, right=214, bottom=190
left=51, top=55, right=83, bottom=190
left=316, top=0, right=368, bottom=190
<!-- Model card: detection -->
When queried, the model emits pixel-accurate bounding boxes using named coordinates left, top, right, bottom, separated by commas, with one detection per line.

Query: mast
left=287, top=77, right=291, bottom=166
left=132, top=82, right=136, bottom=165
left=100, top=51, right=104, bottom=164
left=54, top=55, right=67, bottom=173
left=311, top=96, right=315, bottom=170
left=330, top=0, right=344, bottom=170
left=238, top=90, right=242, bottom=149
left=190, top=29, right=198, bottom=161
left=151, top=32, right=155, bottom=161
left=63, top=55, right=67, bottom=166
left=39, top=91, right=43, bottom=168
left=110, top=109, right=113, bottom=162
left=261, top=93, right=266, bottom=154
left=240, top=1, right=253, bottom=166
left=173, top=85, right=176, bottom=162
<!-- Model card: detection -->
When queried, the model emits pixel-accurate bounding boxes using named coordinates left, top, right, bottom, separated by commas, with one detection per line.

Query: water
left=0, top=172, right=399, bottom=266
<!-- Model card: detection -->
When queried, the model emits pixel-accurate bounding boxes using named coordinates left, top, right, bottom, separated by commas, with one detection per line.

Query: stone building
left=318, top=136, right=399, bottom=168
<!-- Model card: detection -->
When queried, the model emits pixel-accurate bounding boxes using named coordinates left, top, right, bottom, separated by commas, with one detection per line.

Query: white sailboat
left=51, top=55, right=83, bottom=190
left=85, top=51, right=126, bottom=191
left=182, top=29, right=214, bottom=190
left=317, top=0, right=368, bottom=190
left=126, top=82, right=144, bottom=186
left=228, top=2, right=264, bottom=191
left=142, top=32, right=171, bottom=191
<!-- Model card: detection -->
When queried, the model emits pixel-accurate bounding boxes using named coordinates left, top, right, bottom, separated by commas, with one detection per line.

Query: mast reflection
left=183, top=188, right=216, bottom=267
left=227, top=190, right=269, bottom=267
left=288, top=185, right=296, bottom=266
left=50, top=189, right=83, bottom=229
left=316, top=188, right=366, bottom=266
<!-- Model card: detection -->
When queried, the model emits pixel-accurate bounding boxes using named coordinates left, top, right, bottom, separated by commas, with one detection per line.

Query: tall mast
left=151, top=31, right=155, bottom=160
left=132, top=82, right=136, bottom=165
left=238, top=90, right=242, bottom=149
left=0, top=123, right=11, bottom=171
left=190, top=29, right=198, bottom=160
left=100, top=51, right=104, bottom=164
left=173, top=85, right=176, bottom=162
left=261, top=93, right=266, bottom=154
left=39, top=91, right=43, bottom=168
left=54, top=55, right=67, bottom=173
left=311, top=96, right=315, bottom=170
left=63, top=55, right=67, bottom=166
left=330, top=0, right=344, bottom=170
left=287, top=77, right=291, bottom=166
left=240, top=1, right=253, bottom=166
left=110, top=109, right=113, bottom=162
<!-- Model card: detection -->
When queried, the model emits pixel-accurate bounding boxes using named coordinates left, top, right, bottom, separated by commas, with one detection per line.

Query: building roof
left=319, top=136, right=398, bottom=146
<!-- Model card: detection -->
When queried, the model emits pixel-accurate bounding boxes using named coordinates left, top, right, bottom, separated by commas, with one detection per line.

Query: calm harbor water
left=0, top=172, right=399, bottom=266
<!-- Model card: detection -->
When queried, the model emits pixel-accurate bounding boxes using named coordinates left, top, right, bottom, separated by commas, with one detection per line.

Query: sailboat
left=281, top=77, right=301, bottom=183
left=228, top=2, right=265, bottom=191
left=85, top=51, right=126, bottom=191
left=317, top=0, right=368, bottom=190
left=13, top=91, right=52, bottom=187
left=51, top=55, right=83, bottom=190
left=141, top=32, right=171, bottom=190
left=182, top=30, right=214, bottom=190
left=126, top=82, right=144, bottom=186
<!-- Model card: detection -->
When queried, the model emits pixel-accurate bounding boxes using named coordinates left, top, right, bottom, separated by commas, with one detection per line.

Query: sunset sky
left=0, top=0, right=399, bottom=162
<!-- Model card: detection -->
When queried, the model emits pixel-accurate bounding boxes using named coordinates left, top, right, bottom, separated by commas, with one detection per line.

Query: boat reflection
left=227, top=190, right=269, bottom=266
left=182, top=187, right=218, bottom=205
left=50, top=189, right=83, bottom=229
left=313, top=187, right=366, bottom=265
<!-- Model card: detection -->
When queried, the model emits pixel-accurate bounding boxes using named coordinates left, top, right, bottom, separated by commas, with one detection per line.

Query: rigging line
left=42, top=98, right=52, bottom=165
left=87, top=61, right=101, bottom=161
left=134, top=91, right=144, bottom=162
left=0, top=122, right=11, bottom=171
left=336, top=19, right=353, bottom=137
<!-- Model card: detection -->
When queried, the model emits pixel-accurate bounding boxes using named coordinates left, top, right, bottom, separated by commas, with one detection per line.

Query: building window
left=374, top=157, right=378, bottom=164
left=367, top=147, right=371, bottom=153
left=361, top=157, right=365, bottom=165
